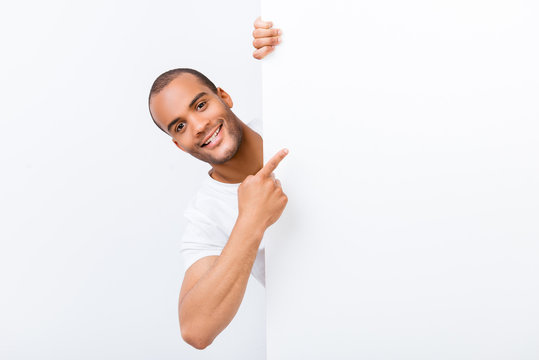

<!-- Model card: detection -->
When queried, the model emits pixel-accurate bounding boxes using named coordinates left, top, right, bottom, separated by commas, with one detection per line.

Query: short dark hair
left=148, top=68, right=218, bottom=134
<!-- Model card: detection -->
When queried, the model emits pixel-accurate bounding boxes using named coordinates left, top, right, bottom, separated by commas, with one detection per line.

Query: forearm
left=179, top=216, right=264, bottom=348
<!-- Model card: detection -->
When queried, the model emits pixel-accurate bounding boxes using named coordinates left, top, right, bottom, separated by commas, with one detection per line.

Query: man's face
left=150, top=74, right=243, bottom=165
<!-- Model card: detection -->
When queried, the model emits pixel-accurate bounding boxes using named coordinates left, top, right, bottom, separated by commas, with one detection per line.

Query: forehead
left=150, top=74, right=211, bottom=128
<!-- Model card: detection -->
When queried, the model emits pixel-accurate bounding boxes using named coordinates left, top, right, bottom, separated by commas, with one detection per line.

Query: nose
left=190, top=115, right=210, bottom=137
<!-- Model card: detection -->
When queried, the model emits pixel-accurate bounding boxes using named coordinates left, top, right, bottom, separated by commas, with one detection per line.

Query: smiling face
left=149, top=74, right=243, bottom=165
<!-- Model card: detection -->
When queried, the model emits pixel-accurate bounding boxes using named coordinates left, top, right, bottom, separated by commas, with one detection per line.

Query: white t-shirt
left=179, top=177, right=266, bottom=286
left=179, top=118, right=266, bottom=286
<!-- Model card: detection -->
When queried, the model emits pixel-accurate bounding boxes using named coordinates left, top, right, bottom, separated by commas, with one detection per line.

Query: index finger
left=258, top=148, right=289, bottom=177
left=254, top=16, right=273, bottom=29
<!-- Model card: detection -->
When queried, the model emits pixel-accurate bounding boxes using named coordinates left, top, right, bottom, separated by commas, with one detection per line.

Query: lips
left=201, top=125, right=222, bottom=147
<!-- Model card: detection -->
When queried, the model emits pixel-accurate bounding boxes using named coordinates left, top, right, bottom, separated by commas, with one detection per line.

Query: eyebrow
left=166, top=92, right=208, bottom=133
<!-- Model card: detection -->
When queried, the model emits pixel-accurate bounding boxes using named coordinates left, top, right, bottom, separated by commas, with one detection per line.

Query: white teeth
left=204, top=126, right=221, bottom=145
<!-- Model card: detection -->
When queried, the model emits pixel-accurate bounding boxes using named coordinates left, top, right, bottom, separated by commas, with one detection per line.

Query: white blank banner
left=262, top=1, right=539, bottom=359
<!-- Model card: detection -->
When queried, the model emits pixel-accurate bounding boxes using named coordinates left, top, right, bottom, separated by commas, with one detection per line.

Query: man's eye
left=176, top=123, right=185, bottom=132
left=197, top=101, right=206, bottom=110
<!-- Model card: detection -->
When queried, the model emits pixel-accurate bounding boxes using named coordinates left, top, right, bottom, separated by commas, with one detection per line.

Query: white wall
left=262, top=1, right=539, bottom=359
left=0, top=1, right=265, bottom=359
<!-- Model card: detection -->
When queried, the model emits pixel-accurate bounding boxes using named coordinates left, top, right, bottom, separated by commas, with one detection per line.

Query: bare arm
left=179, top=217, right=264, bottom=349
left=178, top=149, right=289, bottom=349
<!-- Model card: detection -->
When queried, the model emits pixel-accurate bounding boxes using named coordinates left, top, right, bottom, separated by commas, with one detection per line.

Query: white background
left=0, top=1, right=266, bottom=359
left=262, top=0, right=539, bottom=359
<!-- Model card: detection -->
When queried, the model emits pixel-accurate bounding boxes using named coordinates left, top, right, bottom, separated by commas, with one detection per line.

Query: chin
left=209, top=145, right=238, bottom=165
left=210, top=123, right=243, bottom=165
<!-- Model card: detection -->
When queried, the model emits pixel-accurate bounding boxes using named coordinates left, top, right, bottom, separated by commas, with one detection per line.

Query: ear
left=216, top=87, right=233, bottom=108
left=172, top=139, right=185, bottom=152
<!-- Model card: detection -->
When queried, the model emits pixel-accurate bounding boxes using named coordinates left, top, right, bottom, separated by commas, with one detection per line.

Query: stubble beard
left=196, top=113, right=243, bottom=165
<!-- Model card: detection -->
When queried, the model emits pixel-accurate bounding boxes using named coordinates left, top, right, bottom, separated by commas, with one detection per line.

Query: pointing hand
left=238, top=149, right=289, bottom=230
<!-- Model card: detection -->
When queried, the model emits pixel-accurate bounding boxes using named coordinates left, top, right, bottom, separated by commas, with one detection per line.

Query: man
left=148, top=17, right=283, bottom=349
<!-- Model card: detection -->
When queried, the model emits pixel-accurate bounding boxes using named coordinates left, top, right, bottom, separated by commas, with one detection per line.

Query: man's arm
left=178, top=149, right=289, bottom=349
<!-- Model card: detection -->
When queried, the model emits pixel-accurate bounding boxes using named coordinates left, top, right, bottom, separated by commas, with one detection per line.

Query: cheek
left=172, top=138, right=185, bottom=151
left=207, top=105, right=224, bottom=119
left=173, top=134, right=193, bottom=149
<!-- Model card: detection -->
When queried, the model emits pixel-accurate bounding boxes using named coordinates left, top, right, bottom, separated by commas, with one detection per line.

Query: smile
left=202, top=125, right=222, bottom=147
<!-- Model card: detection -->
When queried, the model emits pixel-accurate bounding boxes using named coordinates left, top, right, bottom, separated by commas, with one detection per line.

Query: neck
left=209, top=122, right=263, bottom=184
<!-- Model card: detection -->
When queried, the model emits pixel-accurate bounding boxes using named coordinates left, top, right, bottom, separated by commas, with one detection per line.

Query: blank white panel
left=262, top=1, right=539, bottom=359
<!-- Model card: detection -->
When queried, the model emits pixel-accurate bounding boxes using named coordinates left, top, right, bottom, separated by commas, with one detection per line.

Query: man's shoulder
left=246, top=117, right=263, bottom=135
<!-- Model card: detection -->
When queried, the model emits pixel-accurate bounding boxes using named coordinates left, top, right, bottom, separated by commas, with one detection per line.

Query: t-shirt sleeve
left=179, top=207, right=228, bottom=272
left=246, top=117, right=263, bottom=136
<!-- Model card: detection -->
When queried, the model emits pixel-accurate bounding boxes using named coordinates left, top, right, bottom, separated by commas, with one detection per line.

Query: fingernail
left=277, top=37, right=281, bottom=43
left=278, top=29, right=282, bottom=35
left=284, top=149, right=289, bottom=154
